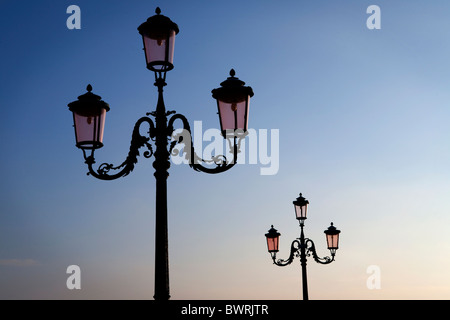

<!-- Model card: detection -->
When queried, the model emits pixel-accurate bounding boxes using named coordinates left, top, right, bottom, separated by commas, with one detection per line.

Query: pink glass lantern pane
left=326, top=234, right=338, bottom=249
left=73, top=108, right=106, bottom=148
left=266, top=236, right=279, bottom=252
left=143, top=30, right=175, bottom=71
left=218, top=98, right=249, bottom=132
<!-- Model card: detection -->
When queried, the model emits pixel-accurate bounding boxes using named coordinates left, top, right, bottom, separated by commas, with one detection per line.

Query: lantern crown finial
left=216, top=69, right=248, bottom=88
left=155, top=7, right=161, bottom=15
left=266, top=225, right=280, bottom=237
left=294, top=193, right=309, bottom=205
left=324, top=223, right=340, bottom=235
left=68, top=85, right=110, bottom=113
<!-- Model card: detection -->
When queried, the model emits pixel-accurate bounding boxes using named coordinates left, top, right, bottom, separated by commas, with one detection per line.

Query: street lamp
left=138, top=7, right=178, bottom=73
left=265, top=193, right=341, bottom=300
left=68, top=7, right=254, bottom=300
left=325, top=223, right=341, bottom=255
left=212, top=69, right=253, bottom=135
left=293, top=193, right=309, bottom=220
left=68, top=84, right=109, bottom=151
left=265, top=225, right=280, bottom=256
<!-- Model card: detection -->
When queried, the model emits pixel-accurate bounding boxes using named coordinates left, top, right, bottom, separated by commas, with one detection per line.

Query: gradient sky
left=2, top=0, right=450, bottom=300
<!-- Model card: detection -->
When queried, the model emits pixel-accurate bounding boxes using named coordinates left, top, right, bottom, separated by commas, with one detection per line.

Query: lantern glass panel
left=266, top=235, right=279, bottom=253
left=326, top=233, right=339, bottom=250
left=294, top=203, right=307, bottom=220
left=73, top=108, right=106, bottom=149
left=217, top=97, right=249, bottom=133
left=142, top=30, right=176, bottom=71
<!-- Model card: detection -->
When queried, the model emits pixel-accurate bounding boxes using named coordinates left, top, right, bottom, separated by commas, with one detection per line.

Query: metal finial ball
left=155, top=7, right=161, bottom=15
left=229, top=69, right=236, bottom=77
left=86, top=84, right=92, bottom=92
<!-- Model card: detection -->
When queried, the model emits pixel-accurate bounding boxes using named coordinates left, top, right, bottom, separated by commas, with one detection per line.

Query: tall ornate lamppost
left=265, top=193, right=341, bottom=300
left=68, top=7, right=254, bottom=300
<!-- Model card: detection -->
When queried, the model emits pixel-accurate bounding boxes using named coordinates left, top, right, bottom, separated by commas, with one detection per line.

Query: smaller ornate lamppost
left=265, top=193, right=341, bottom=300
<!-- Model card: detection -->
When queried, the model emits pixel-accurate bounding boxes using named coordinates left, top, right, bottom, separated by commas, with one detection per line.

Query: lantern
left=293, top=193, right=309, bottom=221
left=265, top=225, right=281, bottom=254
left=68, top=84, right=110, bottom=150
left=211, top=69, right=254, bottom=136
left=324, top=223, right=341, bottom=255
left=138, top=7, right=179, bottom=72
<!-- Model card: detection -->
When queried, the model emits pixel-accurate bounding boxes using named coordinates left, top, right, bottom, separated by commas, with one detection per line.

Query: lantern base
left=76, top=141, right=104, bottom=150
left=147, top=61, right=174, bottom=72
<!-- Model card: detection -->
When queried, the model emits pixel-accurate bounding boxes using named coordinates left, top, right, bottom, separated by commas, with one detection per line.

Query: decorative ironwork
left=83, top=116, right=155, bottom=180
left=81, top=75, right=244, bottom=180
left=266, top=204, right=340, bottom=300
left=305, top=238, right=334, bottom=264
left=167, top=112, right=243, bottom=174
left=272, top=238, right=334, bottom=267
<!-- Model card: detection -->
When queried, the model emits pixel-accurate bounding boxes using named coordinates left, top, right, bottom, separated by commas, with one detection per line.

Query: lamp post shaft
left=153, top=77, right=171, bottom=300
left=299, top=223, right=309, bottom=301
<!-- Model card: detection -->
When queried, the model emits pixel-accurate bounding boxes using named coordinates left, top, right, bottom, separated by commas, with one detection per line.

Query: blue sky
left=1, top=0, right=450, bottom=299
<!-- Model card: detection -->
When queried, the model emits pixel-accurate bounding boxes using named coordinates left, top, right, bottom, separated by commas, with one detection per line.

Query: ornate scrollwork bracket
left=82, top=108, right=245, bottom=181
left=272, top=240, right=301, bottom=267
left=83, top=116, right=156, bottom=180
left=305, top=238, right=335, bottom=265
left=167, top=112, right=245, bottom=174
left=271, top=238, right=335, bottom=267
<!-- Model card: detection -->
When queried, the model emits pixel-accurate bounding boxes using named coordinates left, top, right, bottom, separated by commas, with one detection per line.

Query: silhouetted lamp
left=68, top=84, right=110, bottom=150
left=138, top=7, right=179, bottom=72
left=265, top=225, right=281, bottom=255
left=324, top=223, right=341, bottom=255
left=212, top=69, right=254, bottom=136
left=68, top=7, right=255, bottom=301
left=265, top=193, right=341, bottom=300
left=293, top=193, right=309, bottom=221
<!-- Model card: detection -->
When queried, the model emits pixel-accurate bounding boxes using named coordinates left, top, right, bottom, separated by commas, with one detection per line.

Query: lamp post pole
left=265, top=194, right=341, bottom=300
left=153, top=77, right=171, bottom=300
left=68, top=8, right=254, bottom=300
left=299, top=222, right=309, bottom=300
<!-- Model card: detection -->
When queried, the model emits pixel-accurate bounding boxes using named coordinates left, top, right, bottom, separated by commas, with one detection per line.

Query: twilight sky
left=1, top=0, right=450, bottom=299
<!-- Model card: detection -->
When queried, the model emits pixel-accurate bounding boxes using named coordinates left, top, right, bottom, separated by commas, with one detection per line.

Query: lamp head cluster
left=68, top=7, right=254, bottom=156
left=265, top=193, right=341, bottom=256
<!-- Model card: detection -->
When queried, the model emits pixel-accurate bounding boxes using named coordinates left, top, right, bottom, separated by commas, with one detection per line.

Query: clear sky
left=1, top=0, right=450, bottom=300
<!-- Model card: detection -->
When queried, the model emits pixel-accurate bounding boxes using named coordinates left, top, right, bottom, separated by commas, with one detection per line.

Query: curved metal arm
left=272, top=240, right=301, bottom=266
left=167, top=112, right=241, bottom=174
left=305, top=238, right=335, bottom=265
left=84, top=116, right=156, bottom=180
